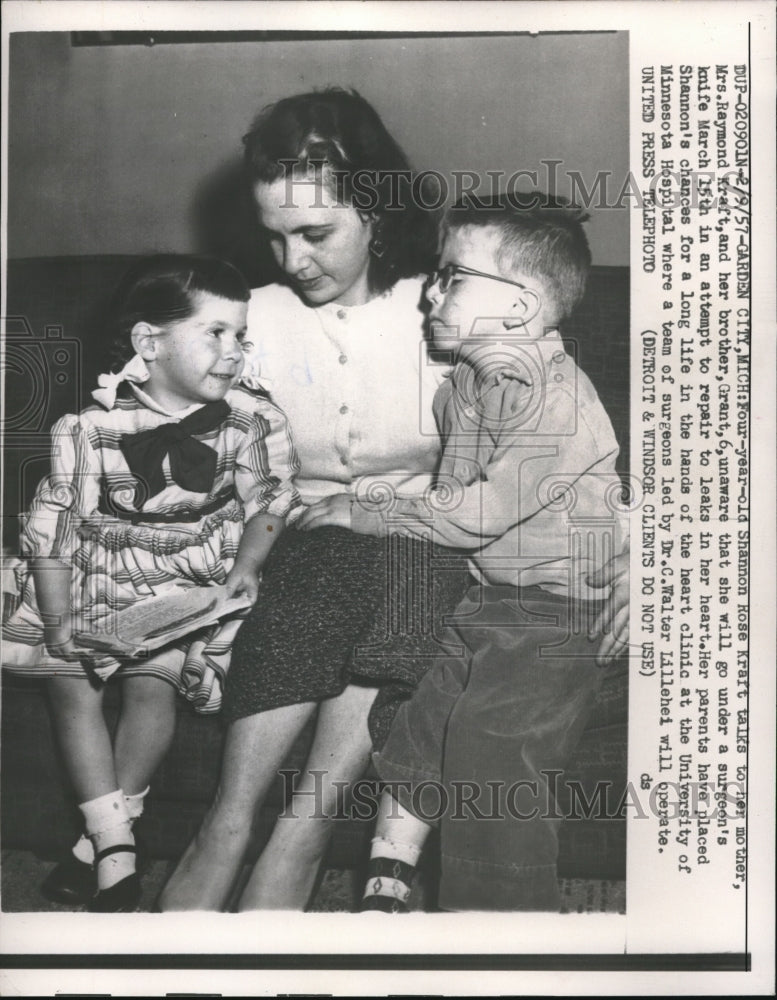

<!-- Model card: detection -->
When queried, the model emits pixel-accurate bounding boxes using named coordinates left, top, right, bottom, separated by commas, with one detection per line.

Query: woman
left=160, top=88, right=629, bottom=912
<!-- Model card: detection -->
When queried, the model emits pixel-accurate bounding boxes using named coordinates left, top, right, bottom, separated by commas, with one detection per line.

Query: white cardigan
left=244, top=277, right=448, bottom=511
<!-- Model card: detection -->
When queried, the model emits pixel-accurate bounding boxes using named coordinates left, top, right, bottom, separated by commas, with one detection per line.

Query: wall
left=8, top=31, right=628, bottom=264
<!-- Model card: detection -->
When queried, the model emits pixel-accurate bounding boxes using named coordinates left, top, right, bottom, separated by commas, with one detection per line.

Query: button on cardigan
left=243, top=278, right=447, bottom=511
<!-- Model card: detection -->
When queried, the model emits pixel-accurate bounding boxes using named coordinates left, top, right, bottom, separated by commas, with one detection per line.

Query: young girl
left=3, top=255, right=301, bottom=911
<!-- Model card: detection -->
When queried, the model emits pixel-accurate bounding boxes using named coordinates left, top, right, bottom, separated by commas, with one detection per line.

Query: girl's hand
left=33, top=559, right=79, bottom=659
left=586, top=540, right=630, bottom=666
left=225, top=565, right=262, bottom=605
left=44, top=617, right=80, bottom=661
left=297, top=494, right=353, bottom=532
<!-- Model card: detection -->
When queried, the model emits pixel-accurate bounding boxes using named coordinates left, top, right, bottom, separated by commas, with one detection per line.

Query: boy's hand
left=297, top=494, right=353, bottom=532
left=225, top=564, right=262, bottom=605
left=586, top=541, right=629, bottom=666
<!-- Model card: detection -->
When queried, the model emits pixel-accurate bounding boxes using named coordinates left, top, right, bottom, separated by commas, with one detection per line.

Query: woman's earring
left=369, top=234, right=386, bottom=259
left=370, top=215, right=386, bottom=260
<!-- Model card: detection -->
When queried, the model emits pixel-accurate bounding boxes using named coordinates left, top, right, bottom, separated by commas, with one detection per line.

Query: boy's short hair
left=444, top=191, right=591, bottom=323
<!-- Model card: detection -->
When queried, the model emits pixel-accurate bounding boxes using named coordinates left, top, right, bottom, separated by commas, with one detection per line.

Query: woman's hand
left=225, top=564, right=263, bottom=605
left=297, top=494, right=353, bottom=532
left=586, top=540, right=630, bottom=666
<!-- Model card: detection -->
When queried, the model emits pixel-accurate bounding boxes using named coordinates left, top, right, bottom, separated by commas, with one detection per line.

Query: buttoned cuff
left=245, top=486, right=302, bottom=523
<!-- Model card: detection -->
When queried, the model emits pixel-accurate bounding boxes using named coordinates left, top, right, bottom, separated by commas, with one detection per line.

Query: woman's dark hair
left=107, top=254, right=250, bottom=370
left=243, top=88, right=439, bottom=294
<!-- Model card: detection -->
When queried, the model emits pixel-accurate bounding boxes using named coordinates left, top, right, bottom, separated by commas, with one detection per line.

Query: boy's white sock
left=78, top=789, right=136, bottom=890
left=71, top=786, right=150, bottom=865
left=369, top=836, right=422, bottom=866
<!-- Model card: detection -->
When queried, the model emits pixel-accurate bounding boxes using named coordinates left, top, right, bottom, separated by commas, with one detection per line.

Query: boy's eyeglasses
left=428, top=263, right=527, bottom=293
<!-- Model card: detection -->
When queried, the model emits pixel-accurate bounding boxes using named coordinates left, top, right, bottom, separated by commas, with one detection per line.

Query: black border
left=0, top=952, right=753, bottom=971
left=70, top=30, right=618, bottom=46
left=744, top=19, right=752, bottom=964
left=0, top=21, right=760, bottom=984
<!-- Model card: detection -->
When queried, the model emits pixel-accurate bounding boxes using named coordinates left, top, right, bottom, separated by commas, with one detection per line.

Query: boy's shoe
left=40, top=854, right=95, bottom=905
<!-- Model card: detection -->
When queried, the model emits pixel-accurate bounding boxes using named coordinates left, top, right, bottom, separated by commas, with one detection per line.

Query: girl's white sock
left=71, top=786, right=149, bottom=865
left=71, top=833, right=94, bottom=865
left=125, top=785, right=151, bottom=822
left=78, top=789, right=136, bottom=890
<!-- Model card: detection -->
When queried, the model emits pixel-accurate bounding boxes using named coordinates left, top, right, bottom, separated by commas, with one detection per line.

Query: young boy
left=354, top=192, right=627, bottom=912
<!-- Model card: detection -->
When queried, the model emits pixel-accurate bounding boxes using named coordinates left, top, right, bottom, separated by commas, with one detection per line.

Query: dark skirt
left=223, top=525, right=471, bottom=749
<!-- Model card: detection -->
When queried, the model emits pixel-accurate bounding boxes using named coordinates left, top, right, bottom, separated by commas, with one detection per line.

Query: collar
left=450, top=332, right=567, bottom=398
left=93, top=355, right=210, bottom=419
left=239, top=354, right=273, bottom=393
left=534, top=331, right=568, bottom=371
left=129, top=384, right=206, bottom=419
left=92, top=353, right=150, bottom=410
left=94, top=352, right=263, bottom=414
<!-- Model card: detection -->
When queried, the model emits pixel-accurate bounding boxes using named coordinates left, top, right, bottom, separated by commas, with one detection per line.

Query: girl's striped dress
left=2, top=379, right=300, bottom=713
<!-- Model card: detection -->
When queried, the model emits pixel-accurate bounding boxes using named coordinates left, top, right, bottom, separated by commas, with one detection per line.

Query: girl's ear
left=503, top=287, right=543, bottom=333
left=131, top=322, right=161, bottom=362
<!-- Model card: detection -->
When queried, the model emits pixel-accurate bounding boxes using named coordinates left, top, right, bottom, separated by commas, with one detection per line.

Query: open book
left=74, top=584, right=253, bottom=658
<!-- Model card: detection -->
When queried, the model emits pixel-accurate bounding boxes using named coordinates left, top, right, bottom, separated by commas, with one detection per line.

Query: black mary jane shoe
left=41, top=854, right=95, bottom=906
left=87, top=845, right=142, bottom=913
left=42, top=836, right=148, bottom=907
left=88, top=872, right=142, bottom=913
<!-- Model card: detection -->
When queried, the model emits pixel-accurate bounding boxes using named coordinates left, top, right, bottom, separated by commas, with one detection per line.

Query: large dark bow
left=119, top=400, right=230, bottom=504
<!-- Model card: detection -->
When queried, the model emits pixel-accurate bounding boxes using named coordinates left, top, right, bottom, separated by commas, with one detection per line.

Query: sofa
left=2, top=256, right=629, bottom=886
